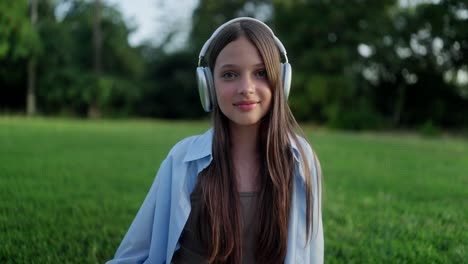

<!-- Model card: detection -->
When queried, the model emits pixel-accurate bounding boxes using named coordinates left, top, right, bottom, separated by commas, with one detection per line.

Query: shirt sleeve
left=106, top=157, right=173, bottom=264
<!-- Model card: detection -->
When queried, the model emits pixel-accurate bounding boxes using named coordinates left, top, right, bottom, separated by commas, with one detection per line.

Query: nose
left=238, top=74, right=254, bottom=95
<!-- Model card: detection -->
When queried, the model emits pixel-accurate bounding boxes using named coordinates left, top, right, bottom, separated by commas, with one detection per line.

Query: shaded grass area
left=0, top=117, right=467, bottom=263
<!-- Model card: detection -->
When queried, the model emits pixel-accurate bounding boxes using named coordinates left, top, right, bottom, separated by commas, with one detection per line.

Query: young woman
left=107, top=17, right=323, bottom=264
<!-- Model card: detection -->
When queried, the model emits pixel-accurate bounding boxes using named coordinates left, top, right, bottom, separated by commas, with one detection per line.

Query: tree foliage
left=0, top=1, right=42, bottom=61
left=0, top=1, right=42, bottom=110
left=270, top=0, right=468, bottom=129
left=272, top=0, right=394, bottom=129
left=1, top=0, right=144, bottom=116
left=37, top=0, right=144, bottom=116
left=0, top=0, right=466, bottom=129
left=358, top=0, right=468, bottom=128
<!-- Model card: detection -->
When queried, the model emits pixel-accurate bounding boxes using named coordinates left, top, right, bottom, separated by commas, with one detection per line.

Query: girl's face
left=213, top=36, right=272, bottom=128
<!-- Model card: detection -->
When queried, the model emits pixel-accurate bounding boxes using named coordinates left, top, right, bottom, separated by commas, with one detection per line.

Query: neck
left=228, top=122, right=262, bottom=192
left=229, top=122, right=260, bottom=157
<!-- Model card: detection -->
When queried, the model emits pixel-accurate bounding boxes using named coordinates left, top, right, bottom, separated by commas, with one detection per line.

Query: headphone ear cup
left=196, top=67, right=212, bottom=112
left=203, top=67, right=216, bottom=111
left=281, top=62, right=292, bottom=99
left=204, top=67, right=215, bottom=107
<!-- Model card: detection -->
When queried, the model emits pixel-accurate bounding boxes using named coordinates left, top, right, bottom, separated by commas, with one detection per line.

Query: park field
left=0, top=117, right=467, bottom=263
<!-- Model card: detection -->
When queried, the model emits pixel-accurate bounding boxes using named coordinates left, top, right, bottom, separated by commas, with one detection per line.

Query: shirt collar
left=183, top=128, right=303, bottom=164
left=183, top=128, right=214, bottom=162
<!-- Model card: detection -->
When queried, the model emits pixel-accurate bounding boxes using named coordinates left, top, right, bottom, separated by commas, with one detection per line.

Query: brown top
left=171, top=186, right=259, bottom=264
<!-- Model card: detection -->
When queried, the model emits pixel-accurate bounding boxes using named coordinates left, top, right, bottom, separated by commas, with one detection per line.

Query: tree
left=273, top=0, right=396, bottom=129
left=138, top=46, right=205, bottom=118
left=36, top=0, right=144, bottom=117
left=359, top=0, right=468, bottom=128
left=89, top=0, right=102, bottom=118
left=0, top=1, right=42, bottom=112
left=27, top=0, right=39, bottom=116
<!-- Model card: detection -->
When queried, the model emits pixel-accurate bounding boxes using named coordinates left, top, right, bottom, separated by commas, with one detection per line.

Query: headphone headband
left=198, top=17, right=288, bottom=66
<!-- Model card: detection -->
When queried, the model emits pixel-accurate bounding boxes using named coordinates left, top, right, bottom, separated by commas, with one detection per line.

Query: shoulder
left=150, top=128, right=212, bottom=187
left=290, top=134, right=315, bottom=163
left=290, top=134, right=322, bottom=184
left=166, top=128, right=213, bottom=162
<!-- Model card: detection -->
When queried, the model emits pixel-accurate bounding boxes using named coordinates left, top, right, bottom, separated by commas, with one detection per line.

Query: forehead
left=214, top=36, right=264, bottom=68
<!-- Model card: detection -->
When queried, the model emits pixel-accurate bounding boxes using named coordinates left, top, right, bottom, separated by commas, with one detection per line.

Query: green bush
left=419, top=120, right=441, bottom=137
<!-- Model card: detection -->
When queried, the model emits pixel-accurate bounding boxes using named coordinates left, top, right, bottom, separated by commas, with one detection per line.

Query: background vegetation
left=1, top=0, right=467, bottom=130
left=1, top=117, right=467, bottom=263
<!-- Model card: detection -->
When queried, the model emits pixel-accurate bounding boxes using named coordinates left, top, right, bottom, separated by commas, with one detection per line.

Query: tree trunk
left=26, top=0, right=38, bottom=116
left=88, top=0, right=102, bottom=118
left=392, top=84, right=406, bottom=127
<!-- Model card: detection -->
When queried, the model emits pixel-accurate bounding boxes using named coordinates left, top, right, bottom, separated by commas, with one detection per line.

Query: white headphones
left=196, top=17, right=292, bottom=112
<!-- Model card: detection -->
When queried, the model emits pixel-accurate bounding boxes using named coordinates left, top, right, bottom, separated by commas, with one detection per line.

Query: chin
left=229, top=117, right=262, bottom=127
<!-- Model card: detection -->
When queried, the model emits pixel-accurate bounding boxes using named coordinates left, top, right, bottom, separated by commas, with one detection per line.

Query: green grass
left=0, top=117, right=467, bottom=263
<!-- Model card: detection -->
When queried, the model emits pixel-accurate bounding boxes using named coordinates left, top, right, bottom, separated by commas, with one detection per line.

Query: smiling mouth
left=233, top=100, right=259, bottom=106
left=233, top=101, right=259, bottom=111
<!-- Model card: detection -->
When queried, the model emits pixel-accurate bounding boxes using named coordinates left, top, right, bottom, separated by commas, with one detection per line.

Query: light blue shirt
left=107, top=129, right=323, bottom=264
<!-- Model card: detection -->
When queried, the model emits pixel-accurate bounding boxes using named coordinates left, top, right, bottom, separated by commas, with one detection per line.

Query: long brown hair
left=197, top=19, right=320, bottom=264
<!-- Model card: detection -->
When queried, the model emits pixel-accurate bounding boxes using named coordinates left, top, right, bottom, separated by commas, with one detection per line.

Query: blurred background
left=1, top=0, right=467, bottom=131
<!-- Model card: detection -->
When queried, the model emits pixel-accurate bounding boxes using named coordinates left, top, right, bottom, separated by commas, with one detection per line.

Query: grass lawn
left=0, top=117, right=467, bottom=263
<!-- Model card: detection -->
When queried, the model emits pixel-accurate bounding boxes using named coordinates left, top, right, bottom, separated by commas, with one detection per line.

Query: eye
left=255, top=69, right=267, bottom=79
left=221, top=71, right=237, bottom=80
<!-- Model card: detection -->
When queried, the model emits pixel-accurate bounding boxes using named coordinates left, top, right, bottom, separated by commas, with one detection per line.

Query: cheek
left=214, top=81, right=233, bottom=101
left=213, top=80, right=221, bottom=102
left=265, top=95, right=272, bottom=110
left=214, top=85, right=228, bottom=110
left=262, top=86, right=273, bottom=106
